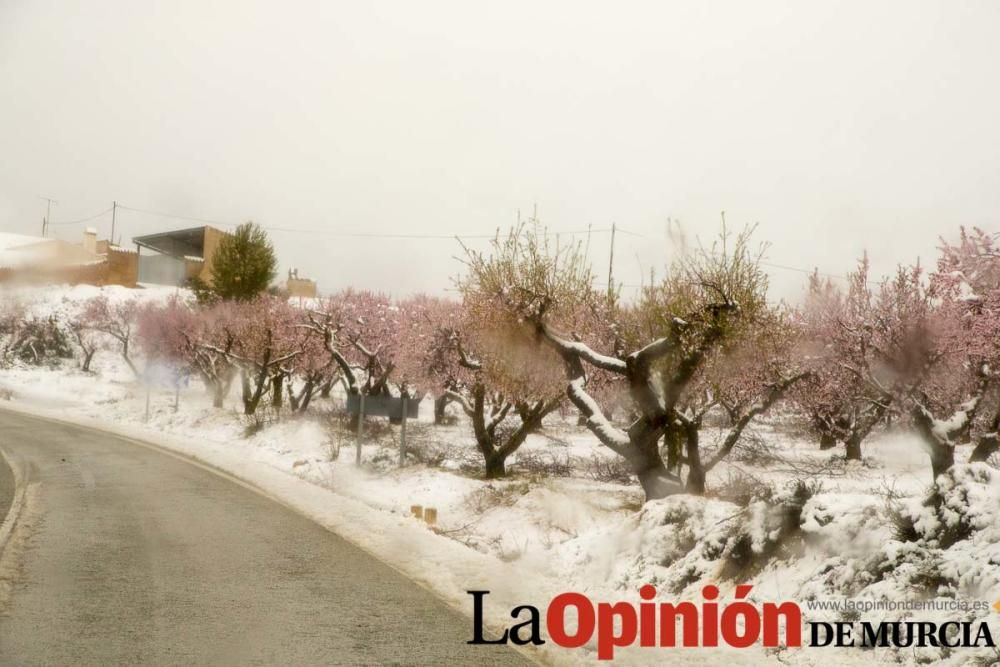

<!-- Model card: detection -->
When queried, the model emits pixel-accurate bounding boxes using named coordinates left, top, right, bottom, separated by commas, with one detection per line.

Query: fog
left=2, top=1, right=999, bottom=301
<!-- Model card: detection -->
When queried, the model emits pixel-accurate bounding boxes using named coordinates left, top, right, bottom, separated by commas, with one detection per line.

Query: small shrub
left=365, top=446, right=397, bottom=472
left=784, top=478, right=824, bottom=529
left=888, top=502, right=920, bottom=543
left=465, top=481, right=532, bottom=514
left=714, top=472, right=773, bottom=507
left=582, top=453, right=635, bottom=484
left=727, top=431, right=779, bottom=467
left=909, top=557, right=955, bottom=594
left=241, top=405, right=280, bottom=436
left=895, top=465, right=997, bottom=548
left=720, top=533, right=757, bottom=579
left=401, top=432, right=452, bottom=467
left=0, top=315, right=73, bottom=368
left=718, top=479, right=820, bottom=580
left=509, top=449, right=573, bottom=477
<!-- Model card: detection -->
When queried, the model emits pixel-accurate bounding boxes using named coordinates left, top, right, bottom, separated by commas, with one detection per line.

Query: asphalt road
left=0, top=440, right=12, bottom=534
left=0, top=410, right=532, bottom=666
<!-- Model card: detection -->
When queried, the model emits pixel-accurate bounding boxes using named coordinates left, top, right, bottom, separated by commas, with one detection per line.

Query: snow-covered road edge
left=0, top=443, right=28, bottom=560
left=0, top=400, right=561, bottom=666
left=0, top=400, right=830, bottom=666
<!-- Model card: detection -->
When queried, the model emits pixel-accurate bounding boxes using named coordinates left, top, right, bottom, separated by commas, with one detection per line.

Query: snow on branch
left=540, top=323, right=627, bottom=374
left=567, top=376, right=631, bottom=456
left=445, top=388, right=475, bottom=417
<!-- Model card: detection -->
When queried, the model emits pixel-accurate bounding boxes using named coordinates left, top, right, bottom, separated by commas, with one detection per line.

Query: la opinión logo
left=468, top=586, right=998, bottom=660
left=468, top=585, right=801, bottom=660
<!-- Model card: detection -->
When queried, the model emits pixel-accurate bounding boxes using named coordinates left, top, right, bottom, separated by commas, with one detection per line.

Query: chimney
left=82, top=227, right=97, bottom=254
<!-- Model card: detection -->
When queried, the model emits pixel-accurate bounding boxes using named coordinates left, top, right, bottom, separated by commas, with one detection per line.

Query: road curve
left=0, top=409, right=532, bottom=666
left=0, top=444, right=13, bottom=535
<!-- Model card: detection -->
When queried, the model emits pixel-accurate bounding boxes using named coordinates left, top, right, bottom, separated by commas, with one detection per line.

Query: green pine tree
left=209, top=222, right=278, bottom=301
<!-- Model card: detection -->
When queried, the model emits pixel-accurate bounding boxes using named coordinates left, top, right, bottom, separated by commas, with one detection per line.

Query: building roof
left=0, top=233, right=57, bottom=269
left=0, top=232, right=52, bottom=251
left=133, top=226, right=217, bottom=258
left=0, top=235, right=97, bottom=269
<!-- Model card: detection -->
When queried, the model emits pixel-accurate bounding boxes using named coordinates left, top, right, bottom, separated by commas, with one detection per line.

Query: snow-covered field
left=2, top=285, right=999, bottom=666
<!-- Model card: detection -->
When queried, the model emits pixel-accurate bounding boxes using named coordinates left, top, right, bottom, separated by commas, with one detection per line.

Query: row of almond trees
left=794, top=229, right=1000, bottom=478
left=59, top=224, right=1000, bottom=502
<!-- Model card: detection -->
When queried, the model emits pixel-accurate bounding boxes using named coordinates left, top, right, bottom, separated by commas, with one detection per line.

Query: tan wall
left=185, top=258, right=204, bottom=282
left=0, top=264, right=102, bottom=286
left=0, top=240, right=137, bottom=287
left=12, top=239, right=96, bottom=268
left=286, top=277, right=317, bottom=298
left=0, top=254, right=136, bottom=288
left=105, top=248, right=138, bottom=287
left=82, top=230, right=97, bottom=254
left=199, top=226, right=229, bottom=285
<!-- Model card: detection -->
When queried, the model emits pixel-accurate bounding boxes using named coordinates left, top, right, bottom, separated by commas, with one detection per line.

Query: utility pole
left=607, top=222, right=617, bottom=303
left=39, top=196, right=57, bottom=237
left=111, top=201, right=118, bottom=246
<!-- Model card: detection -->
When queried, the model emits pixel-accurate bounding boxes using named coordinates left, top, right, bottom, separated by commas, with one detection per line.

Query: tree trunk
left=241, top=371, right=252, bottom=413
left=297, top=380, right=316, bottom=413
left=122, top=353, right=138, bottom=376
left=663, top=425, right=683, bottom=473
left=684, top=464, right=706, bottom=495
left=271, top=375, right=284, bottom=408
left=484, top=454, right=506, bottom=479
left=627, top=427, right=681, bottom=501
left=844, top=436, right=862, bottom=460
left=433, top=395, right=449, bottom=424
left=970, top=410, right=1000, bottom=463
left=120, top=339, right=139, bottom=377
left=930, top=445, right=955, bottom=480
left=970, top=434, right=999, bottom=463
left=81, top=350, right=95, bottom=373
left=242, top=370, right=268, bottom=416
left=212, top=381, right=226, bottom=409
left=319, top=376, right=334, bottom=399
left=683, top=424, right=706, bottom=494
left=912, top=405, right=957, bottom=481
left=819, top=432, right=836, bottom=450
left=637, top=460, right=679, bottom=501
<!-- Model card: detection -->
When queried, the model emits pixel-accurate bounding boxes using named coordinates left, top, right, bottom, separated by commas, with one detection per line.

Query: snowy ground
left=1, top=285, right=999, bottom=666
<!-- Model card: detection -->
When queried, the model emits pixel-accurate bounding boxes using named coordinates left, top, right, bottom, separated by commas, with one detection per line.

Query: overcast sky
left=2, top=1, right=999, bottom=301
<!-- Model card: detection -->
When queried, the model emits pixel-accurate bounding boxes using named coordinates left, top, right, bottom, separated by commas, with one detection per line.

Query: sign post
left=172, top=369, right=189, bottom=413
left=355, top=393, right=366, bottom=465
left=399, top=395, right=408, bottom=467
left=345, top=393, right=417, bottom=466
left=142, top=362, right=188, bottom=422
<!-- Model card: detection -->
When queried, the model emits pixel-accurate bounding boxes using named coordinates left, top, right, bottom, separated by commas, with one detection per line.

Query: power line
left=760, top=260, right=844, bottom=281
left=612, top=227, right=647, bottom=238
left=116, top=204, right=234, bottom=228
left=47, top=206, right=113, bottom=226
left=611, top=225, right=848, bottom=282
left=38, top=195, right=57, bottom=237
left=53, top=201, right=848, bottom=282
left=115, top=203, right=611, bottom=239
